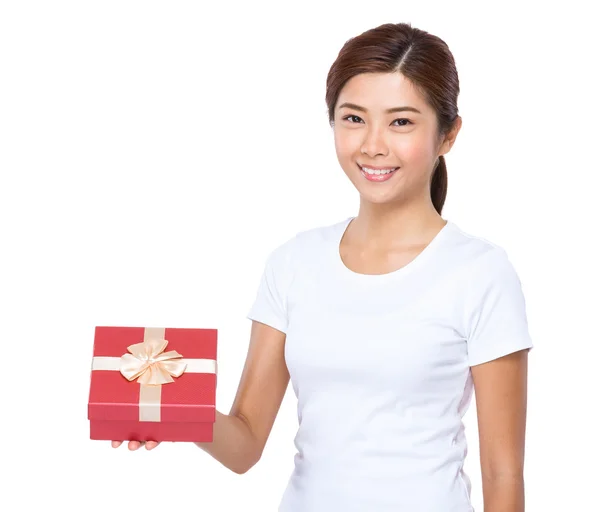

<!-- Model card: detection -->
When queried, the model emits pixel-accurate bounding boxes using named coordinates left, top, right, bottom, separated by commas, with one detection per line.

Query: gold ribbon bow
left=119, top=338, right=187, bottom=385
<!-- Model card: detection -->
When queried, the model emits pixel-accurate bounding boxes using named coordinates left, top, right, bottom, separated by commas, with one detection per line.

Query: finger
left=145, top=441, right=159, bottom=450
left=111, top=441, right=122, bottom=448
left=128, top=440, right=142, bottom=450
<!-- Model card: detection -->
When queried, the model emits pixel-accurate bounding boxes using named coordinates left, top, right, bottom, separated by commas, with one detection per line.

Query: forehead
left=337, top=72, right=428, bottom=113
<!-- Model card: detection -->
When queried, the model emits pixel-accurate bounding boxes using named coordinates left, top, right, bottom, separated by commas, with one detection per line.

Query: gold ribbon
left=91, top=327, right=217, bottom=422
left=119, top=337, right=187, bottom=385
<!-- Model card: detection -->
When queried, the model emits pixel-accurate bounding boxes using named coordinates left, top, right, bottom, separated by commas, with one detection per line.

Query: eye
left=341, top=115, right=413, bottom=127
left=342, top=114, right=363, bottom=123
left=392, top=118, right=413, bottom=127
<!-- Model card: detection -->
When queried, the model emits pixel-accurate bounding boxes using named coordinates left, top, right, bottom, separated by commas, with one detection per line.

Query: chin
left=358, top=189, right=403, bottom=204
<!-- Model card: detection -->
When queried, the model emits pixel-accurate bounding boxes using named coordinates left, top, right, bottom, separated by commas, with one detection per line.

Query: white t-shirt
left=247, top=216, right=534, bottom=512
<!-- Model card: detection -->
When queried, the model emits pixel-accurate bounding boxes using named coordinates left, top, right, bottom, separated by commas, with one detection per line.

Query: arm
left=471, top=348, right=530, bottom=512
left=195, top=319, right=290, bottom=474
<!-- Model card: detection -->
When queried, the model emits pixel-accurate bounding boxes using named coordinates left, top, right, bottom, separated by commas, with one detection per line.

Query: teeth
left=361, top=166, right=398, bottom=175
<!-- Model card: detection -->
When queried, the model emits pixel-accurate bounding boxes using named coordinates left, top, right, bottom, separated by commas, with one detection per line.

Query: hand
left=111, top=440, right=161, bottom=451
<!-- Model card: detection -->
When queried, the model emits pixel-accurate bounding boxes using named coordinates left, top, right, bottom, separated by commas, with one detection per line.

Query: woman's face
left=333, top=72, right=455, bottom=206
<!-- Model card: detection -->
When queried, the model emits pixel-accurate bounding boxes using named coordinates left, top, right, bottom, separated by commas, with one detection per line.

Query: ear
left=438, top=116, right=462, bottom=157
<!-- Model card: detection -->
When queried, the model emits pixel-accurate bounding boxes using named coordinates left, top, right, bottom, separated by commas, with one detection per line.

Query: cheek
left=333, top=129, right=353, bottom=159
left=333, top=125, right=366, bottom=157
left=392, top=134, right=435, bottom=163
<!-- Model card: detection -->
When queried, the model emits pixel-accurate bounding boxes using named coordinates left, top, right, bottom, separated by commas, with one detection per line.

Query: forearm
left=195, top=410, right=259, bottom=474
left=482, top=475, right=525, bottom=512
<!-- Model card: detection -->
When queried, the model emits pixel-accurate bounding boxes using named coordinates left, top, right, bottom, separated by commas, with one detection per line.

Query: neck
left=352, top=198, right=444, bottom=249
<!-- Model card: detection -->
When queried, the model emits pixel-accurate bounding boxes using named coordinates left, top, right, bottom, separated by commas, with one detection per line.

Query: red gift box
left=88, top=326, right=217, bottom=442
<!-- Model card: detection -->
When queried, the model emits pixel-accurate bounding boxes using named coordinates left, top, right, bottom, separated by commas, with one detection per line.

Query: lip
left=358, top=163, right=399, bottom=183
left=357, top=163, right=400, bottom=171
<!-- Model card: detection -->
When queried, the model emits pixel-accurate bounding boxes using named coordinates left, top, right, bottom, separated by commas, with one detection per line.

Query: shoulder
left=263, top=217, right=347, bottom=273
left=447, top=221, right=516, bottom=272
left=448, top=221, right=504, bottom=255
left=272, top=217, right=347, bottom=259
left=439, top=222, right=528, bottom=306
left=445, top=223, right=529, bottom=320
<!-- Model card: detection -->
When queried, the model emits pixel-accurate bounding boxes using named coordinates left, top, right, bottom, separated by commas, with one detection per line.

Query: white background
left=1, top=1, right=598, bottom=510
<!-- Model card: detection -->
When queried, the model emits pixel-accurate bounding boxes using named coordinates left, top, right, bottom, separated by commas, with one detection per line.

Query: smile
left=357, top=163, right=399, bottom=182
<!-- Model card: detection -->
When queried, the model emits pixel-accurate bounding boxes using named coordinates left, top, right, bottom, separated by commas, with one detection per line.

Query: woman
left=114, top=22, right=533, bottom=512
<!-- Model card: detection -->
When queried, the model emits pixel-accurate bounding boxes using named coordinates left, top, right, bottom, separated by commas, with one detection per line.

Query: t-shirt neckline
left=333, top=216, right=455, bottom=282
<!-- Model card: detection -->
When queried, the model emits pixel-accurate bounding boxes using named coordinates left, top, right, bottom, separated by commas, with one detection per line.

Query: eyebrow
left=337, top=102, right=422, bottom=115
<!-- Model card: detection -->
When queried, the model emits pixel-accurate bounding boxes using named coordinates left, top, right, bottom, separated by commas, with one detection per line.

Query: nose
left=360, top=126, right=389, bottom=158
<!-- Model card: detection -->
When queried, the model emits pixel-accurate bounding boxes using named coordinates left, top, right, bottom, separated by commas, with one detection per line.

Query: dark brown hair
left=326, top=22, right=460, bottom=215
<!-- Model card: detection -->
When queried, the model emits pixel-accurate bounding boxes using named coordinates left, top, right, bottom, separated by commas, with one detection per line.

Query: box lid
left=88, top=326, right=217, bottom=423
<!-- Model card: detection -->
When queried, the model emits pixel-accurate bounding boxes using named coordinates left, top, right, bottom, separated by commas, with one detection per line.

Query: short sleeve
left=246, top=236, right=296, bottom=334
left=464, top=248, right=534, bottom=366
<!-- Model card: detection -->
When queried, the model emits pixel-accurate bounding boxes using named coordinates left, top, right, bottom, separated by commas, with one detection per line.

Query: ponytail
left=430, top=156, right=448, bottom=215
